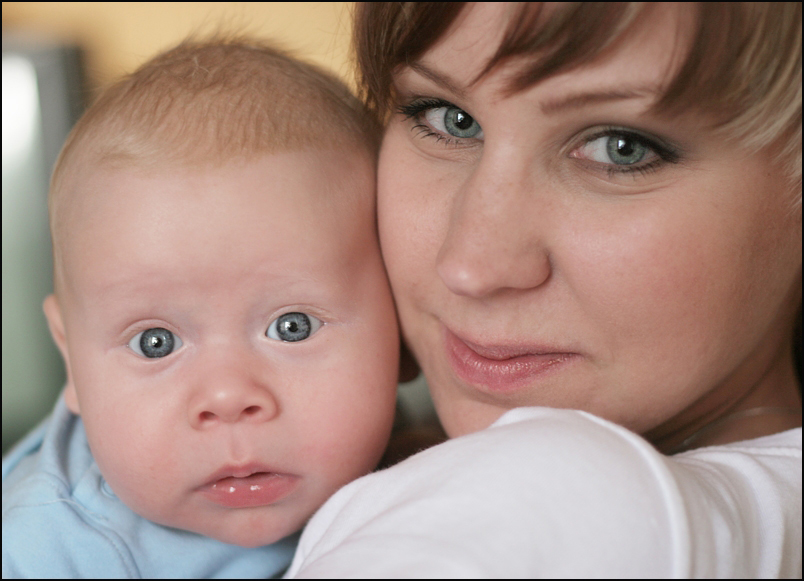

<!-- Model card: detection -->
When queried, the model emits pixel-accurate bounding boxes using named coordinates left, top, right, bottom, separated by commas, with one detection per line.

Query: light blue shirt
left=2, top=395, right=297, bottom=578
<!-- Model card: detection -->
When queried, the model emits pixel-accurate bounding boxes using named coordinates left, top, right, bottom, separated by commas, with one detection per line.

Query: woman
left=286, top=3, right=801, bottom=577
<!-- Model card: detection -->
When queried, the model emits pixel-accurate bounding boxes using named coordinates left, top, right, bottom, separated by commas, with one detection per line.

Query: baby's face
left=45, top=150, right=399, bottom=547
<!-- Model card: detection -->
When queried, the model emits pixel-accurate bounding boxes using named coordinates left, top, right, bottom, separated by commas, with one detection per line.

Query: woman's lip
left=443, top=326, right=579, bottom=393
left=198, top=463, right=299, bottom=508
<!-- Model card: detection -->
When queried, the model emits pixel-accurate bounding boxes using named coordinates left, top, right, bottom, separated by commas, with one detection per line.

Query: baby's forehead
left=65, top=146, right=373, bottom=220
left=55, top=149, right=378, bottom=281
left=53, top=149, right=382, bottom=322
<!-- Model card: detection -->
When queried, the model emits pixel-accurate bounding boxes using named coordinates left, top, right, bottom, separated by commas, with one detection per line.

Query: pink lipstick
left=199, top=464, right=299, bottom=508
left=444, top=326, right=578, bottom=394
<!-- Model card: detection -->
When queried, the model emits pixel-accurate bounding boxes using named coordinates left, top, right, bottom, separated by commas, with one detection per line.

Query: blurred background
left=2, top=2, right=435, bottom=454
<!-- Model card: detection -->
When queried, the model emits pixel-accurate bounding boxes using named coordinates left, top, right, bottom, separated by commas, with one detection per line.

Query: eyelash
left=397, top=98, right=465, bottom=146
left=396, top=97, right=681, bottom=179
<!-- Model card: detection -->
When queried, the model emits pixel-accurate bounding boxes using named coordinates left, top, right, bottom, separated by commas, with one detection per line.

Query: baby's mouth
left=199, top=464, right=300, bottom=508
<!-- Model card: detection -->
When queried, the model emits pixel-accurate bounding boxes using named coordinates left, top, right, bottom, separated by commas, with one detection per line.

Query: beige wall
left=2, top=2, right=356, bottom=91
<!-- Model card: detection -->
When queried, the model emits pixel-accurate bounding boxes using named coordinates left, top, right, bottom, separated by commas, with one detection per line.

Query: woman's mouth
left=443, top=326, right=579, bottom=394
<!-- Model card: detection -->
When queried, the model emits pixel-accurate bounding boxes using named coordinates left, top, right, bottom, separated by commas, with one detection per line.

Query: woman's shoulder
left=286, top=406, right=801, bottom=578
left=669, top=423, right=801, bottom=487
left=703, top=425, right=801, bottom=452
left=288, top=406, right=680, bottom=577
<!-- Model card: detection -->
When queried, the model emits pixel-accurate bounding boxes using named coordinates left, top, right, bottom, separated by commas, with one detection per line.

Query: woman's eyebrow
left=539, top=88, right=658, bottom=115
left=408, top=61, right=657, bottom=114
left=408, top=62, right=467, bottom=100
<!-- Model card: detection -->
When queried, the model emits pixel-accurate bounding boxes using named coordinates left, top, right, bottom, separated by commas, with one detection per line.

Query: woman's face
left=377, top=3, right=802, bottom=445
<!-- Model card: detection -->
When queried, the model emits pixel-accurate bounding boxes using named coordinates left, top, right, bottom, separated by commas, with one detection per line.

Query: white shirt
left=285, top=407, right=802, bottom=578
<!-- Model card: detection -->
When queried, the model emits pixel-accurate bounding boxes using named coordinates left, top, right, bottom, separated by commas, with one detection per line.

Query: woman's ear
left=42, top=294, right=80, bottom=414
left=398, top=338, right=420, bottom=383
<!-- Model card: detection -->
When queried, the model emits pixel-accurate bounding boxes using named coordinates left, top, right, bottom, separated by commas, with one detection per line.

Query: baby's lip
left=201, top=462, right=283, bottom=487
left=198, top=463, right=300, bottom=508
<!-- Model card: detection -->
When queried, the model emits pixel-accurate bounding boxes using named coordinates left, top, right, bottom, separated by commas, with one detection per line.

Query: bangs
left=354, top=2, right=801, bottom=193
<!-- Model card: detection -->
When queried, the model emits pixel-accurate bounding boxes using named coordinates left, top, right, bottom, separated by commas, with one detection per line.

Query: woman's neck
left=649, top=338, right=802, bottom=454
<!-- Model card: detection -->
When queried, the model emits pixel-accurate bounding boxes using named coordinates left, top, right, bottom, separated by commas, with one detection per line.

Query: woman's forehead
left=411, top=2, right=692, bottom=105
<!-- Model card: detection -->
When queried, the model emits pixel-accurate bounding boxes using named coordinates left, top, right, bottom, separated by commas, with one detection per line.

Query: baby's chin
left=212, top=528, right=298, bottom=549
left=179, top=517, right=302, bottom=548
left=133, top=502, right=306, bottom=548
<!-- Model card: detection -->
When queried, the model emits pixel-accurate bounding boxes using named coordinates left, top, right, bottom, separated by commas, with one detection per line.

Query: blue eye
left=129, top=327, right=183, bottom=358
left=424, top=106, right=483, bottom=139
left=572, top=127, right=681, bottom=178
left=581, top=133, right=653, bottom=166
left=266, top=312, right=323, bottom=342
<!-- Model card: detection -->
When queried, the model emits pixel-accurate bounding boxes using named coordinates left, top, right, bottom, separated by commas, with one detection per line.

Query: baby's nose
left=193, top=396, right=276, bottom=427
left=188, top=355, right=279, bottom=429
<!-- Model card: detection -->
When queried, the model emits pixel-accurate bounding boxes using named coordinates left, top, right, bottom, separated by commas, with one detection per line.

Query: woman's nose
left=436, top=161, right=552, bottom=298
left=188, top=350, right=279, bottom=429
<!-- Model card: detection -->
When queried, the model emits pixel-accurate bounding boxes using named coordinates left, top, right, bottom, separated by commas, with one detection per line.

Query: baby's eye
left=423, top=106, right=483, bottom=139
left=266, top=312, right=323, bottom=342
left=129, top=328, right=183, bottom=358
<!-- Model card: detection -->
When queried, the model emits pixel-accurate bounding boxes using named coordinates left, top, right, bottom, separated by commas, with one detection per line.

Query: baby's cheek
left=85, top=418, right=178, bottom=516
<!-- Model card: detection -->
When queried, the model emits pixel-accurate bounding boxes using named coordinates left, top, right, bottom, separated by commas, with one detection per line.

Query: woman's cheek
left=379, top=133, right=443, bottom=293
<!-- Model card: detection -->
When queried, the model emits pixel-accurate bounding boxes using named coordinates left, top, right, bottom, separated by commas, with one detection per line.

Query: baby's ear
left=398, top=339, right=420, bottom=383
left=42, top=294, right=80, bottom=414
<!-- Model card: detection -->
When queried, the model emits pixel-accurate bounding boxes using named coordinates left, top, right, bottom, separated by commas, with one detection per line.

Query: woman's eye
left=397, top=98, right=484, bottom=144
left=423, top=106, right=483, bottom=139
left=266, top=312, right=323, bottom=342
left=576, top=133, right=656, bottom=166
left=129, top=327, right=183, bottom=358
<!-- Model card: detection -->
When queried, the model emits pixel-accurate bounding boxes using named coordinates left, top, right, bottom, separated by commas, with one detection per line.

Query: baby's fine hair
left=49, top=36, right=380, bottom=272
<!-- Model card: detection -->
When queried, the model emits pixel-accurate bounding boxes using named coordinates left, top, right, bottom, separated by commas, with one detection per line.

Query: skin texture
left=43, top=149, right=400, bottom=547
left=377, top=2, right=802, bottom=449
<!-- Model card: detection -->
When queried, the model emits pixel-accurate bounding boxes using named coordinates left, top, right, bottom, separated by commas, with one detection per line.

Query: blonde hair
left=49, top=36, right=380, bottom=289
left=353, top=2, right=801, bottom=202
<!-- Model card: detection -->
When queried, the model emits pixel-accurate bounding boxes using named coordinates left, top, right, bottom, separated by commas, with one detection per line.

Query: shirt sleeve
left=285, top=407, right=801, bottom=578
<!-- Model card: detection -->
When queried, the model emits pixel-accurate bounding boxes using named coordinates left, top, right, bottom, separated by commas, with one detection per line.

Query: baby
left=1, top=38, right=400, bottom=578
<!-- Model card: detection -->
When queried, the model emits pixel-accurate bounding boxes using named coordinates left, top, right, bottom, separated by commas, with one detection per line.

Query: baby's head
left=43, top=38, right=399, bottom=547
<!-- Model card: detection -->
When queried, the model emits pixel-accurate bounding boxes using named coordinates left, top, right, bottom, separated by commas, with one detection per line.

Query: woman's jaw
left=402, top=303, right=801, bottom=448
